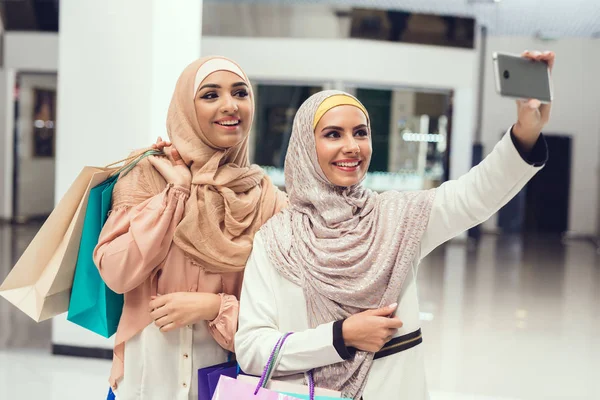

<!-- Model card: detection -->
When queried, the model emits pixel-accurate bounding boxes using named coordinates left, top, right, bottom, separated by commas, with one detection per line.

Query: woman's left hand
left=513, top=50, right=555, bottom=152
left=151, top=136, right=171, bottom=152
left=149, top=292, right=221, bottom=333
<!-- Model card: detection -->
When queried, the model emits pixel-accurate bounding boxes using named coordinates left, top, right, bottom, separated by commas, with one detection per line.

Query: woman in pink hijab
left=94, top=56, right=287, bottom=399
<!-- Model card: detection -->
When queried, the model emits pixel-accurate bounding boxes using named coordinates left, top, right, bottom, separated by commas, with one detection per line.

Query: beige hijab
left=260, top=91, right=435, bottom=399
left=113, top=56, right=287, bottom=273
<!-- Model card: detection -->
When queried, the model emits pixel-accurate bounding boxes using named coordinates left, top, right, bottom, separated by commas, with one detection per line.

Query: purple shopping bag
left=207, top=363, right=241, bottom=395
left=198, top=361, right=236, bottom=400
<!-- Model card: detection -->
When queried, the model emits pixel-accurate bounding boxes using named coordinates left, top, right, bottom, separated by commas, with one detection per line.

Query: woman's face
left=313, top=105, right=372, bottom=187
left=194, top=70, right=253, bottom=148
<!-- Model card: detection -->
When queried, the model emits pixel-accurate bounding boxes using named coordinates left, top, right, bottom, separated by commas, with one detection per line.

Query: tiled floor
left=0, top=223, right=52, bottom=352
left=1, top=223, right=599, bottom=399
left=419, top=235, right=600, bottom=400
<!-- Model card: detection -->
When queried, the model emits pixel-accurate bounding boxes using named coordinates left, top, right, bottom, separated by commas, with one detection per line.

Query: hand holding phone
left=497, top=50, right=556, bottom=152
left=493, top=51, right=554, bottom=103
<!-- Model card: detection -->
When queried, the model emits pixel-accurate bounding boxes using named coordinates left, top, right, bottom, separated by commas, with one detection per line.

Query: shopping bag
left=237, top=376, right=342, bottom=398
left=213, top=377, right=347, bottom=400
left=67, top=149, right=161, bottom=337
left=198, top=360, right=238, bottom=400
left=279, top=392, right=346, bottom=400
left=213, top=376, right=300, bottom=400
left=212, top=333, right=351, bottom=400
left=0, top=166, right=114, bottom=321
left=0, top=148, right=158, bottom=322
left=207, top=363, right=241, bottom=396
left=269, top=371, right=349, bottom=400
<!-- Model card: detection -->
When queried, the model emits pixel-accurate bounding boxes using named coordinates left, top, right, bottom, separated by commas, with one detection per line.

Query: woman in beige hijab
left=235, top=51, right=554, bottom=399
left=93, top=56, right=287, bottom=400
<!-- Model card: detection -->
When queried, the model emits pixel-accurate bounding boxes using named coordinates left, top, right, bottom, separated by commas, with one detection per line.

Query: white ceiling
left=212, top=0, right=600, bottom=38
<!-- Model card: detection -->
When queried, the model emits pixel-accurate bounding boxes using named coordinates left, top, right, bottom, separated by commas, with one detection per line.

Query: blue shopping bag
left=67, top=149, right=162, bottom=337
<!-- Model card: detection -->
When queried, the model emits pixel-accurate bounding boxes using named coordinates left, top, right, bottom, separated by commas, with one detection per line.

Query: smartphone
left=493, top=52, right=552, bottom=103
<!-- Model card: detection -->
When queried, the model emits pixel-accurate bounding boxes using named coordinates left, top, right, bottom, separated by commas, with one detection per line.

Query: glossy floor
left=1, top=223, right=599, bottom=399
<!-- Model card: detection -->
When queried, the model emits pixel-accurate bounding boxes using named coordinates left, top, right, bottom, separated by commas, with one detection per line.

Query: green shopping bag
left=67, top=149, right=162, bottom=337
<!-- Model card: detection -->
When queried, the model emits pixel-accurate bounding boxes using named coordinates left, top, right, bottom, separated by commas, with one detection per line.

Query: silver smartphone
left=493, top=52, right=553, bottom=103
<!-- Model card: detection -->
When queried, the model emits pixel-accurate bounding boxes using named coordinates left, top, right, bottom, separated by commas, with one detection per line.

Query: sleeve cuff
left=169, top=183, right=191, bottom=198
left=207, top=294, right=239, bottom=352
left=208, top=293, right=237, bottom=328
left=333, top=319, right=356, bottom=360
left=510, top=128, right=549, bottom=167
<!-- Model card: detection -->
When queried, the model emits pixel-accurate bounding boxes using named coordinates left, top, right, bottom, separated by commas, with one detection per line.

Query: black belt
left=373, top=328, right=422, bottom=360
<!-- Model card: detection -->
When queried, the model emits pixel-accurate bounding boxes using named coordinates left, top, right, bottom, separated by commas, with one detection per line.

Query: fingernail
left=389, top=303, right=398, bottom=309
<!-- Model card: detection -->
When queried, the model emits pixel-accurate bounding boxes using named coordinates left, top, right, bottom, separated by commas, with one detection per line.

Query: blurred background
left=0, top=1, right=599, bottom=399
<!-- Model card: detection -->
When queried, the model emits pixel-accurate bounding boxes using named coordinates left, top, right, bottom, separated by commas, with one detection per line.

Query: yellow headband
left=313, top=94, right=369, bottom=130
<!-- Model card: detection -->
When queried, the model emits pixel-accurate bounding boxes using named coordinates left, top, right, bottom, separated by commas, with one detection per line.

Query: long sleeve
left=419, top=128, right=548, bottom=259
left=93, top=184, right=189, bottom=294
left=235, top=234, right=345, bottom=377
left=208, top=293, right=239, bottom=352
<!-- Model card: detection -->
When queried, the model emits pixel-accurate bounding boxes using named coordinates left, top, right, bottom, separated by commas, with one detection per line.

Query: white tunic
left=235, top=130, right=545, bottom=399
left=114, top=322, right=229, bottom=400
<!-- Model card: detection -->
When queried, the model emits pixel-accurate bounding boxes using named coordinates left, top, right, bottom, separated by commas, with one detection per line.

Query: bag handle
left=255, top=332, right=316, bottom=399
left=104, top=147, right=153, bottom=169
left=107, top=149, right=164, bottom=179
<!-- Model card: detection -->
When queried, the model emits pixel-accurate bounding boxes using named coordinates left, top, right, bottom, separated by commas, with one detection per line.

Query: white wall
left=202, top=3, right=348, bottom=39
left=481, top=38, right=600, bottom=236
left=5, top=33, right=59, bottom=71
left=0, top=69, right=15, bottom=220
left=388, top=90, right=416, bottom=172
left=202, top=37, right=475, bottom=90
left=451, top=88, right=476, bottom=181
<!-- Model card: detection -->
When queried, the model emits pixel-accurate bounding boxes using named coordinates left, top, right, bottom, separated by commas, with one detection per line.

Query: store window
left=251, top=83, right=452, bottom=192
left=252, top=83, right=322, bottom=187
left=354, top=87, right=452, bottom=191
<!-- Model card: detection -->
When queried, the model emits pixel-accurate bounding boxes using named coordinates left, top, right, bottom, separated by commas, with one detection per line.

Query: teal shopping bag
left=67, top=150, right=161, bottom=337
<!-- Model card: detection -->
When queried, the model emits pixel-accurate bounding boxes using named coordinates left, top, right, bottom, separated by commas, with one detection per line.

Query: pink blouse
left=94, top=184, right=242, bottom=389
